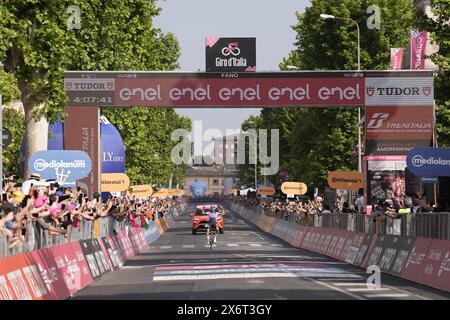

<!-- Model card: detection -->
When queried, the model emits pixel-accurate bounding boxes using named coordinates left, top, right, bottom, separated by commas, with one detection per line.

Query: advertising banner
left=281, top=182, right=307, bottom=195
left=206, top=37, right=256, bottom=72
left=103, top=236, right=124, bottom=268
left=129, top=184, right=153, bottom=198
left=101, top=173, right=130, bottom=192
left=327, top=171, right=363, bottom=190
left=365, top=106, right=433, bottom=155
left=79, top=240, right=102, bottom=279
left=400, top=237, right=433, bottom=282
left=257, top=186, right=275, bottom=196
left=411, top=30, right=428, bottom=70
left=28, top=150, right=92, bottom=186
left=406, top=147, right=450, bottom=177
left=364, top=77, right=433, bottom=106
left=390, top=48, right=403, bottom=70
left=100, top=115, right=126, bottom=174
left=0, top=253, right=45, bottom=300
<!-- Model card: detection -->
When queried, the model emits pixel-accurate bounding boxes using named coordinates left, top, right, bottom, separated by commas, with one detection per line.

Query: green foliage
left=0, top=0, right=189, bottom=184
left=239, top=0, right=414, bottom=190
left=2, top=109, right=25, bottom=179
left=415, top=0, right=450, bottom=147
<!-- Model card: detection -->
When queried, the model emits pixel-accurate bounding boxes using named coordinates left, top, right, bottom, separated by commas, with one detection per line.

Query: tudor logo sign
left=64, top=78, right=115, bottom=91
left=366, top=86, right=375, bottom=96
left=406, top=147, right=450, bottom=177
left=365, top=77, right=433, bottom=106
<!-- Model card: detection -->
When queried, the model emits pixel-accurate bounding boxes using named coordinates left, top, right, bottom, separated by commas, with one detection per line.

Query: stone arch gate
left=63, top=70, right=434, bottom=202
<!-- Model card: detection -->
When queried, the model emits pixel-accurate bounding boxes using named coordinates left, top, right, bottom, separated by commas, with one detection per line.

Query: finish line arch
left=63, top=70, right=434, bottom=197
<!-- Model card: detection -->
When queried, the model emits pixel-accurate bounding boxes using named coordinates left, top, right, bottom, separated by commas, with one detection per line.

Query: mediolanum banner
left=406, top=147, right=450, bottom=177
left=28, top=150, right=92, bottom=186
left=205, top=37, right=256, bottom=72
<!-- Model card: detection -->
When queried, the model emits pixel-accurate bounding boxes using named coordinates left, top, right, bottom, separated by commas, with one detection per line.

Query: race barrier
left=229, top=202, right=450, bottom=293
left=0, top=204, right=185, bottom=300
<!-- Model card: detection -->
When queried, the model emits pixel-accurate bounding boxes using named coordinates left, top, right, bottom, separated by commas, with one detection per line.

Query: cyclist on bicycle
left=206, top=207, right=219, bottom=244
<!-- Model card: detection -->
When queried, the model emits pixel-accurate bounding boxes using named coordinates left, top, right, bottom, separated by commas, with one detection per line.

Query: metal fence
left=1, top=204, right=186, bottom=259
left=228, top=200, right=450, bottom=241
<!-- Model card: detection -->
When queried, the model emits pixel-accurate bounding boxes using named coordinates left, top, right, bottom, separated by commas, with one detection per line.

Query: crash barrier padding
left=290, top=225, right=309, bottom=248
left=0, top=242, right=94, bottom=300
left=285, top=221, right=298, bottom=244
left=344, top=232, right=367, bottom=265
left=401, top=238, right=450, bottom=292
left=0, top=225, right=164, bottom=300
left=364, top=235, right=415, bottom=276
left=100, top=237, right=122, bottom=270
left=143, top=221, right=161, bottom=244
left=164, top=212, right=175, bottom=227
left=360, top=235, right=379, bottom=269
left=160, top=217, right=169, bottom=232
left=272, top=219, right=288, bottom=240
left=155, top=218, right=165, bottom=235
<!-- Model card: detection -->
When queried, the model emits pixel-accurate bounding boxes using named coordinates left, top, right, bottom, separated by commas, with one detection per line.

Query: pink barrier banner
left=0, top=253, right=49, bottom=300
left=345, top=232, right=366, bottom=264
left=400, top=237, right=433, bottom=283
left=30, top=248, right=71, bottom=300
left=97, top=237, right=114, bottom=271
left=361, top=235, right=379, bottom=269
left=336, top=231, right=357, bottom=262
left=411, top=239, right=450, bottom=292
left=106, top=235, right=125, bottom=267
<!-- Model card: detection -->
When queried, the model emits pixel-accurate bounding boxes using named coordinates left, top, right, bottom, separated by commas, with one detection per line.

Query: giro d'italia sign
left=29, top=150, right=92, bottom=185
left=406, top=147, right=450, bottom=177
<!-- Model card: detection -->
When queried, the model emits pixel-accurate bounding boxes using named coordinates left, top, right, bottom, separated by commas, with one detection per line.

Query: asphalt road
left=72, top=204, right=450, bottom=300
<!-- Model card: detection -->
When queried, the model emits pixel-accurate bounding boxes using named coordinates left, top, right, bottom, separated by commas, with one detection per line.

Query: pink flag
left=390, top=48, right=403, bottom=70
left=411, top=30, right=428, bottom=69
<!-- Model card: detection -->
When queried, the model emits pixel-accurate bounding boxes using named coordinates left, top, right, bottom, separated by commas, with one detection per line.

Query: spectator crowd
left=0, top=173, right=186, bottom=251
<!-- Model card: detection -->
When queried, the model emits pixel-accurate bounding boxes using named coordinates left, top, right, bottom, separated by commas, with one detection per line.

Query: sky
left=154, top=0, right=310, bottom=154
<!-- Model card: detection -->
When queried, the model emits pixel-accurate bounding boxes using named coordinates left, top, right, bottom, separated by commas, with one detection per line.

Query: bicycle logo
left=221, top=42, right=240, bottom=56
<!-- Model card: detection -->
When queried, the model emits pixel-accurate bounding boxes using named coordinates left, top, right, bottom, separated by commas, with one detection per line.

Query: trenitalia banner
left=390, top=48, right=403, bottom=70
left=411, top=30, right=428, bottom=70
left=205, top=37, right=256, bottom=72
left=364, top=105, right=434, bottom=155
left=406, top=147, right=450, bottom=177
left=327, top=171, right=363, bottom=190
left=28, top=150, right=92, bottom=185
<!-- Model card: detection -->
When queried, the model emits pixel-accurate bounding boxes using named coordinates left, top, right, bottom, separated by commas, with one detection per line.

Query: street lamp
left=320, top=13, right=362, bottom=173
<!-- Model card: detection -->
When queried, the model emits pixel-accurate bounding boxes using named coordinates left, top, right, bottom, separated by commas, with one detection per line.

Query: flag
left=411, top=30, right=428, bottom=69
left=390, top=48, right=403, bottom=70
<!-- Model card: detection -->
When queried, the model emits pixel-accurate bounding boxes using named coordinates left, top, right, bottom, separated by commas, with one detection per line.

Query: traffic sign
left=2, top=128, right=12, bottom=147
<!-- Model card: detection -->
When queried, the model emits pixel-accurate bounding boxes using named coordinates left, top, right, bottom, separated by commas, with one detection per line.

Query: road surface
left=72, top=204, right=450, bottom=300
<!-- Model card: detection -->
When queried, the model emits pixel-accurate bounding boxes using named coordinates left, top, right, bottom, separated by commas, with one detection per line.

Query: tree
left=239, top=0, right=414, bottom=190
left=1, top=0, right=188, bottom=185
left=415, top=0, right=450, bottom=147
left=2, top=108, right=25, bottom=180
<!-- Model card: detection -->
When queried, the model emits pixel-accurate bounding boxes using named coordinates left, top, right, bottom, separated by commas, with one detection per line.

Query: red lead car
left=190, top=204, right=224, bottom=235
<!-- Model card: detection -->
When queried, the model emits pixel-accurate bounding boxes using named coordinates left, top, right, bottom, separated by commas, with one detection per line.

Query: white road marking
left=227, top=243, right=240, bottom=247
left=363, top=293, right=410, bottom=298
left=306, top=279, right=366, bottom=300
left=160, top=245, right=172, bottom=249
left=252, top=232, right=265, bottom=240
left=347, top=287, right=392, bottom=292
left=270, top=244, right=283, bottom=247
left=182, top=245, right=195, bottom=248
left=332, top=282, right=369, bottom=286
left=249, top=243, right=263, bottom=247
